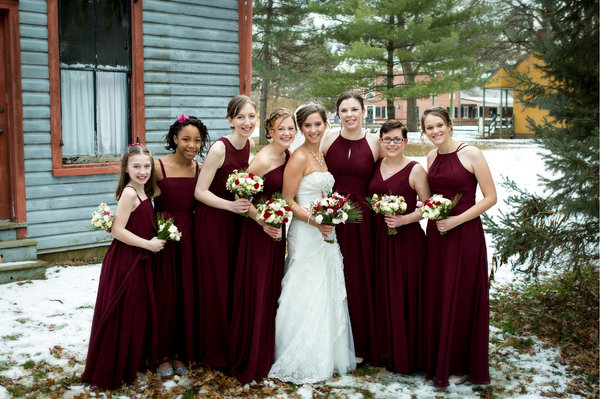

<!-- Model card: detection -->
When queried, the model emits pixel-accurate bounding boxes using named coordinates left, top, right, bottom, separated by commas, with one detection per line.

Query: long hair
left=115, top=144, right=160, bottom=200
left=226, top=95, right=257, bottom=122
left=420, top=106, right=453, bottom=133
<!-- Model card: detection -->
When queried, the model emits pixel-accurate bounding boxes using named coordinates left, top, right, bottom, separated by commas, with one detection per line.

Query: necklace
left=310, top=150, right=324, bottom=166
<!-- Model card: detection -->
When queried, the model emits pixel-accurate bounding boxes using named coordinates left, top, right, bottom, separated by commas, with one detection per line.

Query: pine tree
left=310, top=0, right=495, bottom=130
left=483, top=0, right=599, bottom=278
left=253, top=0, right=336, bottom=144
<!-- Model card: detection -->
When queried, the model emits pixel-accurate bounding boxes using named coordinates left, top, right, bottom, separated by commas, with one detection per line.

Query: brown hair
left=379, top=120, right=408, bottom=139
left=420, top=106, right=453, bottom=133
left=226, top=95, right=257, bottom=122
left=115, top=144, right=160, bottom=200
left=264, top=108, right=296, bottom=139
left=335, top=91, right=365, bottom=115
left=295, top=103, right=328, bottom=128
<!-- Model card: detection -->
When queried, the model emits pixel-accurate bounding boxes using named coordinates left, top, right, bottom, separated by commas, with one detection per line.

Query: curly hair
left=264, top=108, right=296, bottom=139
left=226, top=95, right=257, bottom=122
left=164, top=116, right=210, bottom=158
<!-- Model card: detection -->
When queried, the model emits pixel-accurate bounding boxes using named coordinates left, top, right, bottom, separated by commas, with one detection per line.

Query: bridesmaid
left=230, top=108, right=296, bottom=384
left=322, top=91, right=379, bottom=364
left=367, top=120, right=430, bottom=373
left=422, top=107, right=496, bottom=387
left=152, top=115, right=209, bottom=377
left=194, top=95, right=256, bottom=369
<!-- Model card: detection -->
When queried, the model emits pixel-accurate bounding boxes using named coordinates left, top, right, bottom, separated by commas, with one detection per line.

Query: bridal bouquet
left=91, top=203, right=114, bottom=231
left=308, top=190, right=362, bottom=243
left=418, top=193, right=461, bottom=235
left=156, top=213, right=182, bottom=241
left=226, top=169, right=264, bottom=200
left=368, top=193, right=407, bottom=235
left=255, top=194, right=293, bottom=242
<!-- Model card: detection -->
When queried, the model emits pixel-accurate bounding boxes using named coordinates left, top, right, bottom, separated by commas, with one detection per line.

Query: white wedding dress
left=268, top=171, right=356, bottom=384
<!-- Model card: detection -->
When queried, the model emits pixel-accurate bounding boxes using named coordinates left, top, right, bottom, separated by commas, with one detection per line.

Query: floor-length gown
left=424, top=143, right=490, bottom=387
left=368, top=160, right=426, bottom=373
left=325, top=134, right=377, bottom=362
left=230, top=151, right=289, bottom=384
left=194, top=137, right=250, bottom=368
left=82, top=190, right=157, bottom=390
left=151, top=159, right=198, bottom=366
left=268, top=171, right=356, bottom=384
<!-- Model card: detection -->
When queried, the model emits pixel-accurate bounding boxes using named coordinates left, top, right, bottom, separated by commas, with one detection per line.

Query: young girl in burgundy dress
left=82, top=144, right=165, bottom=390
left=152, top=115, right=209, bottom=377
left=422, top=107, right=496, bottom=387
left=322, top=91, right=379, bottom=364
left=367, top=120, right=430, bottom=372
left=230, top=108, right=295, bottom=384
left=194, top=95, right=255, bottom=369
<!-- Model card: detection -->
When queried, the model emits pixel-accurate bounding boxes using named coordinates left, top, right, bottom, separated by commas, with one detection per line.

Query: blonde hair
left=115, top=144, right=160, bottom=200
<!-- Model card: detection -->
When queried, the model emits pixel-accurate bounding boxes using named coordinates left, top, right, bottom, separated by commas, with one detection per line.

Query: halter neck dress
left=424, top=143, right=490, bottom=387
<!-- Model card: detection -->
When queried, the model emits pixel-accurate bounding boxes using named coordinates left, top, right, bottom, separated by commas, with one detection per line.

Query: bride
left=268, top=103, right=356, bottom=384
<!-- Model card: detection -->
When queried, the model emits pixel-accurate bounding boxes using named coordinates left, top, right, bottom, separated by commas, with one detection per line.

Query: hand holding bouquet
left=418, top=193, right=461, bottom=235
left=156, top=213, right=182, bottom=241
left=91, top=203, right=114, bottom=231
left=368, top=193, right=407, bottom=235
left=308, top=190, right=363, bottom=243
left=255, top=194, right=292, bottom=241
left=226, top=169, right=264, bottom=200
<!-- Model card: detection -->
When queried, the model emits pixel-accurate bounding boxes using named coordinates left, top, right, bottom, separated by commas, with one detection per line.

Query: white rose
left=315, top=215, right=323, bottom=224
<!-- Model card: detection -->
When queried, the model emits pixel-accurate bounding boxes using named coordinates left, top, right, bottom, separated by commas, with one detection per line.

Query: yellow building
left=485, top=54, right=554, bottom=137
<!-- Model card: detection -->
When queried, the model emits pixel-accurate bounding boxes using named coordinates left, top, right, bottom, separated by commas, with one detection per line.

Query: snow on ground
left=0, top=140, right=587, bottom=398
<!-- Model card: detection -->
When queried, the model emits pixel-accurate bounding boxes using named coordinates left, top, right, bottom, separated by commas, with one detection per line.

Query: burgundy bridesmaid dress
left=82, top=189, right=157, bottom=390
left=194, top=137, right=250, bottom=368
left=368, top=160, right=426, bottom=373
left=325, top=134, right=377, bottom=362
left=230, top=151, right=289, bottom=384
left=151, top=159, right=199, bottom=367
left=424, top=143, right=490, bottom=387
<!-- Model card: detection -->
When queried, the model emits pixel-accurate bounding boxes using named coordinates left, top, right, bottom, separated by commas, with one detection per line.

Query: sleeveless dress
left=152, top=159, right=199, bottom=366
left=325, top=133, right=377, bottom=362
left=194, top=137, right=250, bottom=368
left=424, top=143, right=490, bottom=387
left=230, top=150, right=289, bottom=384
left=368, top=160, right=426, bottom=373
left=268, top=171, right=356, bottom=384
left=82, top=189, right=157, bottom=390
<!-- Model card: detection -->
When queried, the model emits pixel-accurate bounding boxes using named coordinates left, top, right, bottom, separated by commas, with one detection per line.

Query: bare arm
left=436, top=147, right=497, bottom=232
left=111, top=188, right=165, bottom=252
left=320, top=129, right=339, bottom=156
left=282, top=151, right=333, bottom=238
left=384, top=163, right=431, bottom=228
left=365, top=132, right=381, bottom=161
left=194, top=140, right=250, bottom=214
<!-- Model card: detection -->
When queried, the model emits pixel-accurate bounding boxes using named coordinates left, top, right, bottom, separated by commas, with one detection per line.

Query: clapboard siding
left=19, top=0, right=243, bottom=253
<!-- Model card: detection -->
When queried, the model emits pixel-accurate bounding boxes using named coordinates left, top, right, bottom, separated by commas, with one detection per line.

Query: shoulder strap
left=194, top=159, right=200, bottom=177
left=285, top=149, right=291, bottom=161
left=125, top=185, right=143, bottom=202
left=158, top=158, right=167, bottom=178
left=456, top=142, right=468, bottom=153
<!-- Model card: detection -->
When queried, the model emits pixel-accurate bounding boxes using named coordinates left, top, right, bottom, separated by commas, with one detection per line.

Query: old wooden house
left=0, top=0, right=252, bottom=282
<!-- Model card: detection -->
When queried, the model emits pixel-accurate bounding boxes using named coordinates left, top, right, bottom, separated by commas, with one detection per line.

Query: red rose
left=283, top=217, right=289, bottom=223
left=284, top=206, right=292, bottom=212
left=235, top=179, right=239, bottom=185
left=254, top=183, right=260, bottom=189
left=275, top=210, right=284, bottom=216
left=263, top=210, right=271, bottom=218
left=248, top=173, right=255, bottom=178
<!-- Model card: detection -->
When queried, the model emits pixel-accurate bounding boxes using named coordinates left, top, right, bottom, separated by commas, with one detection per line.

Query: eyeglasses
left=380, top=137, right=406, bottom=144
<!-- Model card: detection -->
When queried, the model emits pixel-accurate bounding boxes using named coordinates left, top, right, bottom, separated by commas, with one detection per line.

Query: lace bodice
left=295, top=171, right=335, bottom=208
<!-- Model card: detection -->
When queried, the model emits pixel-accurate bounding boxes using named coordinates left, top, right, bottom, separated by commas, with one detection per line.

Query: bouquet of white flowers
left=225, top=169, right=264, bottom=200
left=91, top=203, right=114, bottom=231
left=255, top=194, right=293, bottom=241
left=156, top=213, right=182, bottom=241
left=418, top=193, right=461, bottom=235
left=368, top=193, right=407, bottom=235
left=308, top=190, right=362, bottom=243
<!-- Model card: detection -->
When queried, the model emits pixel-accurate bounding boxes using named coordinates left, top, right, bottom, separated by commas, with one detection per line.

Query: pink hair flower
left=177, top=114, right=190, bottom=124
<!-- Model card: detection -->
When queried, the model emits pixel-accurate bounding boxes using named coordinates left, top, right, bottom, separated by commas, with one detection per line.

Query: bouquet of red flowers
left=255, top=194, right=292, bottom=241
left=308, top=190, right=362, bottom=243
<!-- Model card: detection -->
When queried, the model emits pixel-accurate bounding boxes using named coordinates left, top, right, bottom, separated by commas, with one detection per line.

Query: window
left=416, top=106, right=420, bottom=119
left=375, top=107, right=380, bottom=118
left=48, top=0, right=144, bottom=176
left=380, top=106, right=387, bottom=119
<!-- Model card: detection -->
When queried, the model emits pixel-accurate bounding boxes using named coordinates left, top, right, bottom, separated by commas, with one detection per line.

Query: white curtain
left=96, top=71, right=128, bottom=154
left=60, top=70, right=94, bottom=155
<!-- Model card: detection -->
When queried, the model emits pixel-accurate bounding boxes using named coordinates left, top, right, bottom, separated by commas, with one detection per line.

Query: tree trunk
left=259, top=0, right=274, bottom=145
left=401, top=60, right=418, bottom=132
left=386, top=33, right=395, bottom=120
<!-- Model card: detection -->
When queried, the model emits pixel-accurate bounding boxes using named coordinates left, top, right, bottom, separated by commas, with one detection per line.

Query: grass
left=2, top=333, right=23, bottom=341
